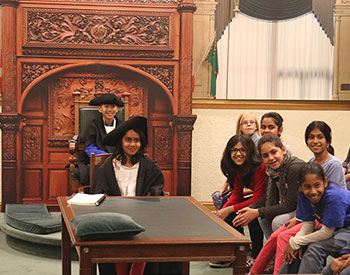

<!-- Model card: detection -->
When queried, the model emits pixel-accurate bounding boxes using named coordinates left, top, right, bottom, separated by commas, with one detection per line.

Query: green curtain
left=206, top=39, right=218, bottom=97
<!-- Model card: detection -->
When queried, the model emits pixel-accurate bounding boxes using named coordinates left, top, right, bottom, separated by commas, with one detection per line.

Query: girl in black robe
left=92, top=116, right=180, bottom=275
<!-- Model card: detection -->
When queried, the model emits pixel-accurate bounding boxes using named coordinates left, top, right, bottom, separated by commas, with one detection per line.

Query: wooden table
left=58, top=196, right=250, bottom=275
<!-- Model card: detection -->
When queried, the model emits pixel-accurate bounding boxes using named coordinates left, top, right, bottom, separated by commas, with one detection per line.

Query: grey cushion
left=69, top=212, right=145, bottom=241
left=5, top=204, right=61, bottom=234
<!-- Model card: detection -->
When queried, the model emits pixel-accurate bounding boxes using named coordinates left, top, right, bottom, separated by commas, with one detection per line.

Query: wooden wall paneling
left=169, top=114, right=196, bottom=195
left=149, top=120, right=174, bottom=195
left=0, top=121, right=21, bottom=210
left=148, top=80, right=174, bottom=119
left=0, top=1, right=20, bottom=211
left=175, top=1, right=197, bottom=195
left=21, top=169, right=42, bottom=202
left=47, top=168, right=70, bottom=202
left=162, top=170, right=174, bottom=196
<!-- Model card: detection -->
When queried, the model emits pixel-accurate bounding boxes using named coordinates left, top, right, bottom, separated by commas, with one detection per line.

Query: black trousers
left=98, top=262, right=182, bottom=275
left=224, top=211, right=264, bottom=258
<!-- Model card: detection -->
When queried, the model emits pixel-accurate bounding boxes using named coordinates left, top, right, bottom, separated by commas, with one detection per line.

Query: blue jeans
left=279, top=226, right=350, bottom=274
left=322, top=263, right=350, bottom=275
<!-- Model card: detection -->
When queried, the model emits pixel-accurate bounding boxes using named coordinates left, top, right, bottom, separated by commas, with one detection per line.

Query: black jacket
left=76, top=116, right=122, bottom=186
left=91, top=155, right=164, bottom=196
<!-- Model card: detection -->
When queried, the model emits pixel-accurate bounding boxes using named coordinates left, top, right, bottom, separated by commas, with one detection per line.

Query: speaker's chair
left=68, top=91, right=129, bottom=193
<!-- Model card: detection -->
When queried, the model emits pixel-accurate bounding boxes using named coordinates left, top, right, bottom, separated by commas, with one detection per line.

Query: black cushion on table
left=5, top=204, right=61, bottom=234
left=69, top=212, right=145, bottom=241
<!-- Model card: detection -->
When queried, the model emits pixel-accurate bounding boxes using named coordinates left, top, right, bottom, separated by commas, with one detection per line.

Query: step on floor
left=0, top=213, right=77, bottom=260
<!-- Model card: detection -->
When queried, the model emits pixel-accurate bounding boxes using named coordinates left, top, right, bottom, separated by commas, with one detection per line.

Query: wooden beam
left=193, top=99, right=350, bottom=110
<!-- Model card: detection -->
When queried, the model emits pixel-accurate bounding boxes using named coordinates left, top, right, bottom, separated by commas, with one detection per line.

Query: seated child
left=92, top=116, right=164, bottom=275
left=233, top=134, right=304, bottom=239
left=236, top=112, right=261, bottom=146
left=75, top=93, right=124, bottom=186
left=211, top=112, right=262, bottom=219
left=260, top=112, right=291, bottom=153
left=247, top=120, right=347, bottom=274
left=279, top=162, right=350, bottom=274
left=209, top=134, right=266, bottom=268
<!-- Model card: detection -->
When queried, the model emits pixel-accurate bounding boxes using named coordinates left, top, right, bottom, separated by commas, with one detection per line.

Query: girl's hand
left=284, top=243, right=301, bottom=264
left=331, top=257, right=346, bottom=275
left=340, top=254, right=350, bottom=261
left=284, top=217, right=300, bottom=230
left=233, top=207, right=259, bottom=227
left=331, top=255, right=350, bottom=275
left=215, top=206, right=234, bottom=220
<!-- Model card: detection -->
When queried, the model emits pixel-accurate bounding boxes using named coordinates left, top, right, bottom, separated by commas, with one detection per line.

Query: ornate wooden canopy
left=0, top=0, right=197, bottom=210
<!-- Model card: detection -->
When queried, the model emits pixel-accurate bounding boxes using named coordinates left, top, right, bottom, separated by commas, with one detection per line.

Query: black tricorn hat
left=103, top=116, right=148, bottom=146
left=89, top=93, right=124, bottom=107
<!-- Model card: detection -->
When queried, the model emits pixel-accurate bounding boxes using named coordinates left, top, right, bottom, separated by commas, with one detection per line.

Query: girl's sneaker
left=246, top=255, right=256, bottom=270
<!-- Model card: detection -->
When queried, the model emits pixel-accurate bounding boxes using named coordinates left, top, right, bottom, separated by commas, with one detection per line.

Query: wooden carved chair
left=68, top=91, right=130, bottom=193
left=77, top=152, right=112, bottom=194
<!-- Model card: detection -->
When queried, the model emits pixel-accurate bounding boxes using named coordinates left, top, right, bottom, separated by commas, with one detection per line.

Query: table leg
left=80, top=247, right=95, bottom=275
left=62, top=215, right=71, bottom=275
left=181, top=262, right=190, bottom=275
left=232, top=245, right=248, bottom=275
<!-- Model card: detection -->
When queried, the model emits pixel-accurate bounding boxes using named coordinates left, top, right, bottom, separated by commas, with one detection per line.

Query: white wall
left=191, top=108, right=350, bottom=202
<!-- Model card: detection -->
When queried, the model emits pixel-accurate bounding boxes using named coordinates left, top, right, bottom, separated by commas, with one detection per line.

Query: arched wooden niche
left=16, top=64, right=182, bottom=206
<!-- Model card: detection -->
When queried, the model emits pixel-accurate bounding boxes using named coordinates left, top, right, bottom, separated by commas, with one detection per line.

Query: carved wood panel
left=48, top=73, right=147, bottom=141
left=22, top=7, right=175, bottom=58
left=153, top=126, right=172, bottom=165
left=1, top=50, right=17, bottom=112
left=2, top=132, right=16, bottom=161
left=22, top=63, right=63, bottom=91
left=22, top=126, right=42, bottom=162
left=134, top=65, right=174, bottom=94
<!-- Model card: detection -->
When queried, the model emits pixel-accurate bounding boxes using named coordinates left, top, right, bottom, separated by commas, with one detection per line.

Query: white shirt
left=112, top=159, right=139, bottom=196
left=104, top=118, right=116, bottom=134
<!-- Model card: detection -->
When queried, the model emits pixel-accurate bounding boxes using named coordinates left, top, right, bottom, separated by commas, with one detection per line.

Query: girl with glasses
left=212, top=112, right=261, bottom=215
left=236, top=112, right=261, bottom=147
left=209, top=134, right=266, bottom=268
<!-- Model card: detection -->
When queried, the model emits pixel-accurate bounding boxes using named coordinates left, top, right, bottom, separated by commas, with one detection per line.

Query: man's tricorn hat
left=89, top=93, right=124, bottom=107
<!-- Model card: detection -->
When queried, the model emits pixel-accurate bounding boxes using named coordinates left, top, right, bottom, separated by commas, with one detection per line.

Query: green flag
left=206, top=38, right=218, bottom=97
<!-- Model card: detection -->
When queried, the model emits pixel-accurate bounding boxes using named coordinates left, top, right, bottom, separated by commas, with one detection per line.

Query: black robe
left=92, top=156, right=182, bottom=275
left=76, top=116, right=122, bottom=186
left=91, top=155, right=164, bottom=196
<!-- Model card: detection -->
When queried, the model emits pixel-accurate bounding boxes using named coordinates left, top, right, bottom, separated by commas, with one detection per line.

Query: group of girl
left=211, top=112, right=350, bottom=275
